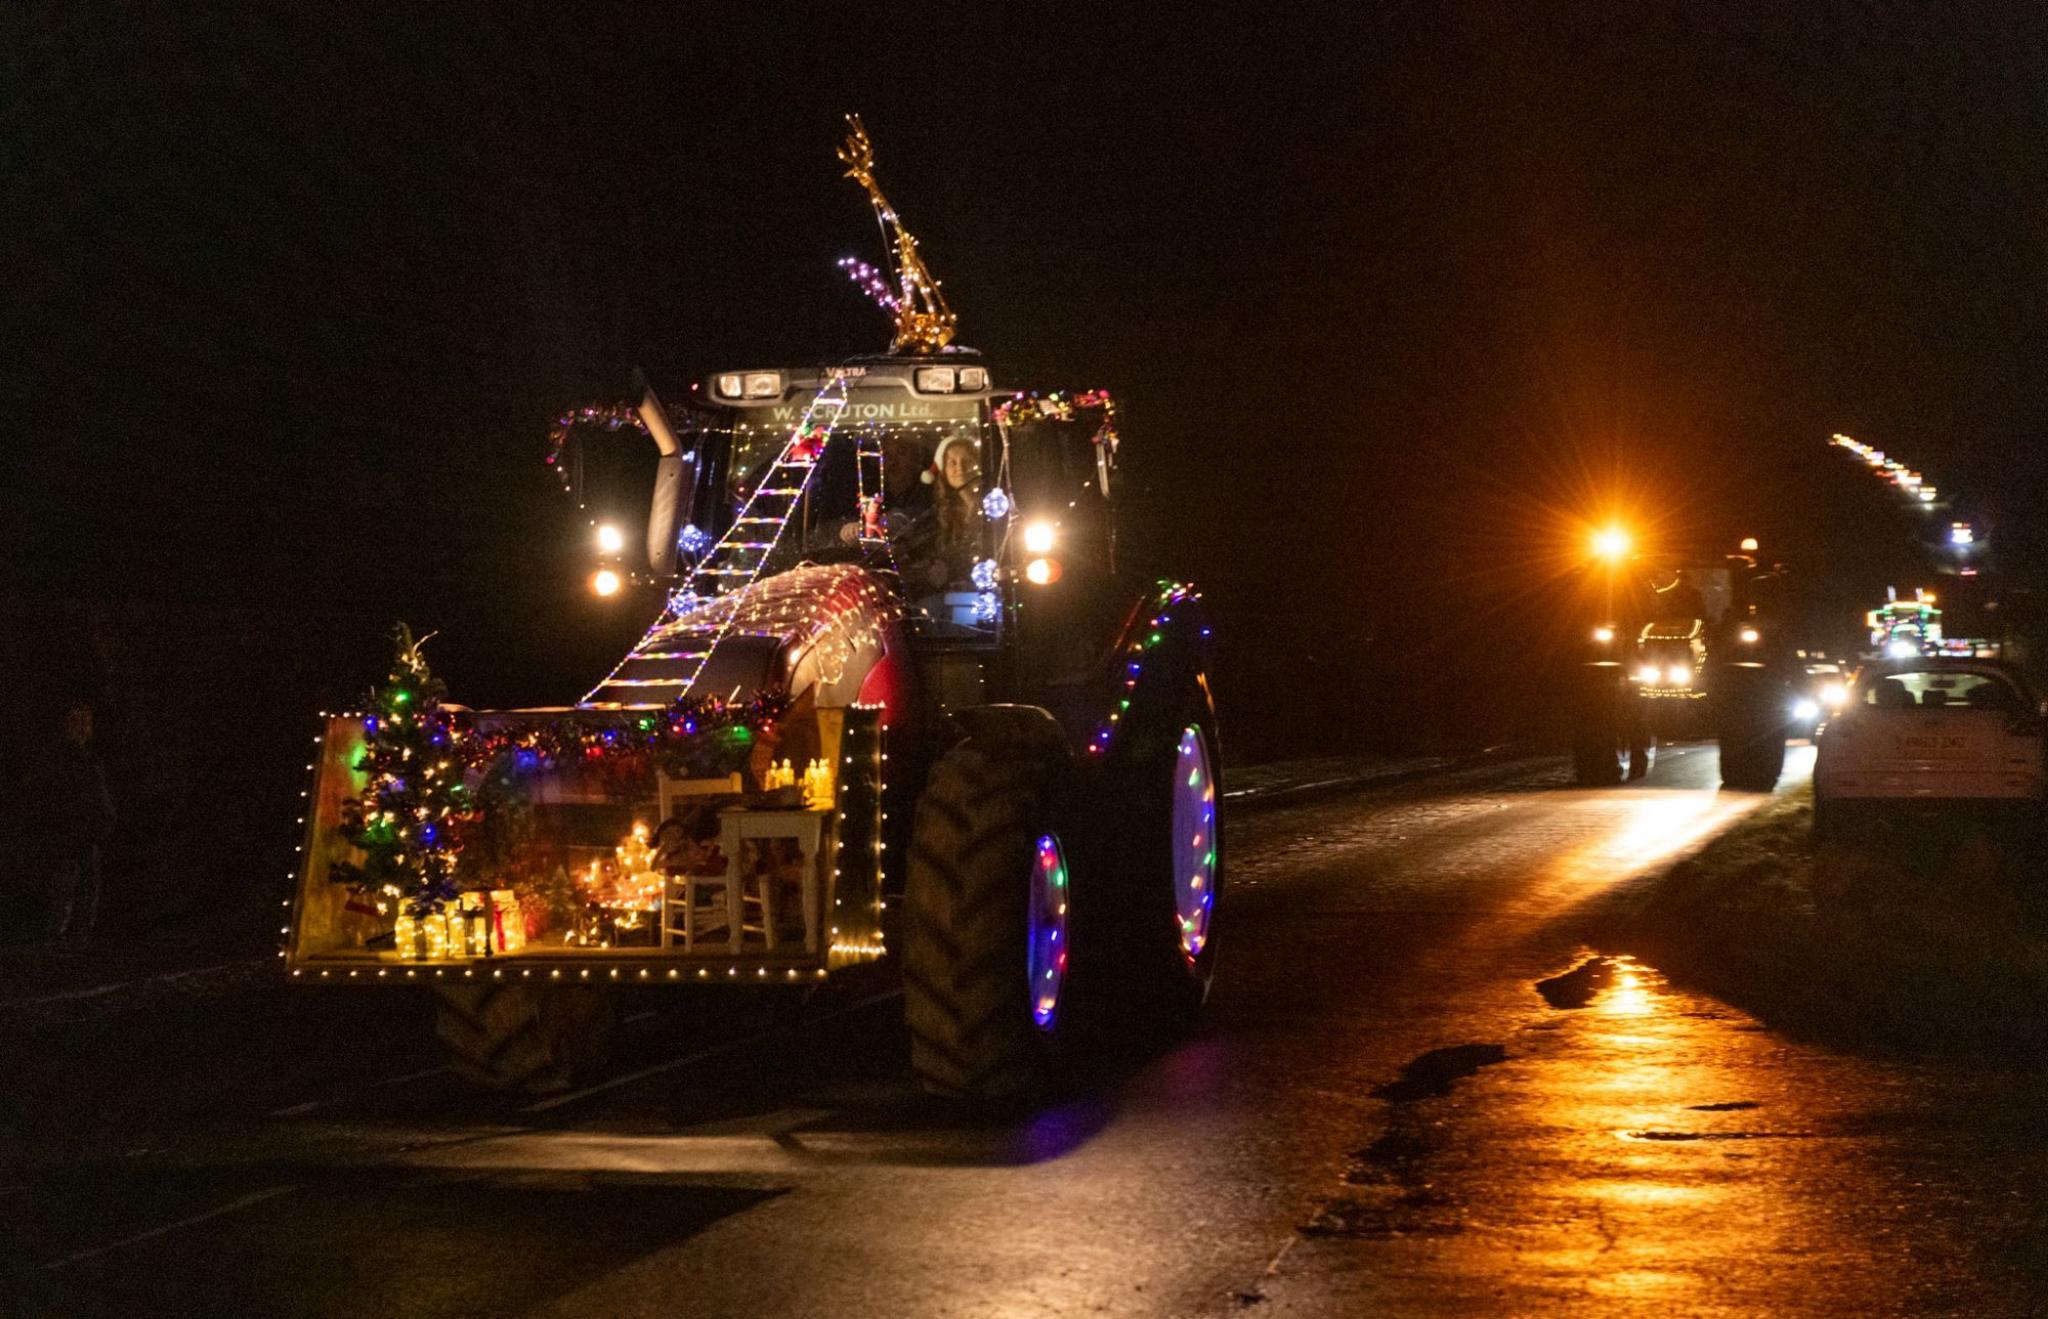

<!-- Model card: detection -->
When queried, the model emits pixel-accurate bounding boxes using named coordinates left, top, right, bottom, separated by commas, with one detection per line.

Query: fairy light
left=836, top=256, right=901, bottom=313
left=1087, top=581, right=1205, bottom=756
left=580, top=376, right=851, bottom=707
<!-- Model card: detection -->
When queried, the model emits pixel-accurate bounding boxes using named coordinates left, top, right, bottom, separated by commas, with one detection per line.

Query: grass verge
left=1608, top=785, right=2048, bottom=1055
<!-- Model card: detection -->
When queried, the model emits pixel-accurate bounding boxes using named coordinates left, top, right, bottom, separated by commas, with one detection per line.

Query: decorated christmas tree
left=330, top=625, right=474, bottom=916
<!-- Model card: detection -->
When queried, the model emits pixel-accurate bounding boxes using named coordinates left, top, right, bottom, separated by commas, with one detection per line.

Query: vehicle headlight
left=1635, top=665, right=1661, bottom=685
left=596, top=523, right=625, bottom=554
left=1024, top=557, right=1061, bottom=586
left=716, top=374, right=744, bottom=399
left=1792, top=699, right=1820, bottom=722
left=1022, top=519, right=1058, bottom=555
left=1820, top=681, right=1848, bottom=708
left=591, top=569, right=622, bottom=597
left=1887, top=639, right=1918, bottom=659
left=1592, top=626, right=1615, bottom=644
left=1667, top=665, right=1692, bottom=687
left=914, top=366, right=957, bottom=394
left=744, top=371, right=783, bottom=399
left=1738, top=626, right=1760, bottom=644
left=957, top=367, right=989, bottom=391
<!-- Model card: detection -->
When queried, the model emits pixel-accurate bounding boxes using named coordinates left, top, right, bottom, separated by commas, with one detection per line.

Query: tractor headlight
left=1820, top=681, right=1848, bottom=709
left=1022, top=519, right=1058, bottom=555
left=716, top=374, right=744, bottom=399
left=1667, top=665, right=1692, bottom=687
left=1024, top=557, right=1062, bottom=586
left=1738, top=626, right=1760, bottom=644
left=744, top=371, right=783, bottom=399
left=1592, top=625, right=1615, bottom=644
left=1792, top=699, right=1820, bottom=722
left=914, top=366, right=957, bottom=394
left=596, top=523, right=625, bottom=554
left=591, top=569, right=622, bottom=597
left=1635, top=665, right=1661, bottom=685
left=957, top=367, right=988, bottom=391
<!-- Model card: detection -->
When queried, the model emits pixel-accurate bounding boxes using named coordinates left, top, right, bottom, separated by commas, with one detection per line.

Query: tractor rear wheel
left=1717, top=702, right=1787, bottom=791
left=432, top=982, right=617, bottom=1094
left=1626, top=721, right=1655, bottom=781
left=904, top=737, right=1069, bottom=1102
left=1572, top=728, right=1627, bottom=786
left=1088, top=682, right=1225, bottom=1028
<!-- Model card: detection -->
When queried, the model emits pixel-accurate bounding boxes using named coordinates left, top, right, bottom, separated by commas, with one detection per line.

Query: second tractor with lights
left=1570, top=531, right=1803, bottom=791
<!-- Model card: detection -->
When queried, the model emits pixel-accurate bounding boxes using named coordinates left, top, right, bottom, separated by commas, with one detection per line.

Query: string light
left=837, top=115, right=956, bottom=354
left=1088, top=581, right=1205, bottom=757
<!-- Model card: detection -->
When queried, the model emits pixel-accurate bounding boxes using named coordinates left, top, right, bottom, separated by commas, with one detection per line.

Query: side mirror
left=636, top=372, right=696, bottom=579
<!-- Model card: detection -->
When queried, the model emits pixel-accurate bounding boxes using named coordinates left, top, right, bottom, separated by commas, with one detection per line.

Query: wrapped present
left=490, top=889, right=526, bottom=954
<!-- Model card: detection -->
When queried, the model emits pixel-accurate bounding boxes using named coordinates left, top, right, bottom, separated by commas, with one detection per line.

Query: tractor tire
left=903, top=737, right=1067, bottom=1102
left=1718, top=714, right=1787, bottom=791
left=1626, top=723, right=1656, bottom=781
left=432, top=982, right=617, bottom=1094
left=1572, top=730, right=1626, bottom=786
left=1090, top=681, right=1225, bottom=1027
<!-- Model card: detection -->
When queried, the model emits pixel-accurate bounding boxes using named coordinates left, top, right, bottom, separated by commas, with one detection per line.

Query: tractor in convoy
left=283, top=117, right=1222, bottom=1102
left=1566, top=531, right=1801, bottom=791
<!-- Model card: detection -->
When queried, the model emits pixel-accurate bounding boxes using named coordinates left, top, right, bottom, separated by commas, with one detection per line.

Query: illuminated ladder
left=580, top=379, right=848, bottom=706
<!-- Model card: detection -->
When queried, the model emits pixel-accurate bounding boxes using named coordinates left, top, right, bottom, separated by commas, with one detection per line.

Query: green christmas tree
left=330, top=625, right=473, bottom=915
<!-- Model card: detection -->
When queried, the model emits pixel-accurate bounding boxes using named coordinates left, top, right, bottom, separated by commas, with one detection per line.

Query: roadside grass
left=1609, top=785, right=2048, bottom=1054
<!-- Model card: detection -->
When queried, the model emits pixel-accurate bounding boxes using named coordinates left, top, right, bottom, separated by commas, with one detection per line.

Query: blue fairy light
left=981, top=488, right=1011, bottom=520
left=971, top=558, right=999, bottom=592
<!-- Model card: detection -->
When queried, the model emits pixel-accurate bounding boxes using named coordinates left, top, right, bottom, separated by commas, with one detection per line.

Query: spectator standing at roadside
left=36, top=701, right=114, bottom=944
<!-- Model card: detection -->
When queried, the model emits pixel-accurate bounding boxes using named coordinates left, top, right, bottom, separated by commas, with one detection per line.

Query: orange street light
left=1590, top=525, right=1632, bottom=563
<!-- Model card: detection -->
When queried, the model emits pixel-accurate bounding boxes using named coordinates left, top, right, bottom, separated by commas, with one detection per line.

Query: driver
left=906, top=435, right=983, bottom=590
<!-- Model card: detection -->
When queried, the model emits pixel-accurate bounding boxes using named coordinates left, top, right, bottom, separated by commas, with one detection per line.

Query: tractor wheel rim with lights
left=1027, top=834, right=1070, bottom=1031
left=1171, top=726, right=1217, bottom=965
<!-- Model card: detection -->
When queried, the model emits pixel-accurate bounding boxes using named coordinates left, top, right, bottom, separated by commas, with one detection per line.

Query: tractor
left=1567, top=533, right=1801, bottom=791
left=282, top=118, right=1222, bottom=1102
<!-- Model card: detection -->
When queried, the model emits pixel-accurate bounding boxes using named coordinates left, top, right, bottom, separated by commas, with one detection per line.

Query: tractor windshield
left=710, top=401, right=997, bottom=633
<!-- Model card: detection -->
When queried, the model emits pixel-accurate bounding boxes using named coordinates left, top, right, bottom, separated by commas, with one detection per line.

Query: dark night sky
left=8, top=3, right=2048, bottom=760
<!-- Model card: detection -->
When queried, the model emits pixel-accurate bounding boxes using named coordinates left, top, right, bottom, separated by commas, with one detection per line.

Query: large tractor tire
left=1087, top=678, right=1225, bottom=1028
left=1717, top=674, right=1789, bottom=792
left=432, top=983, right=617, bottom=1094
left=1626, top=718, right=1656, bottom=781
left=904, top=734, right=1070, bottom=1102
left=1571, top=727, right=1627, bottom=786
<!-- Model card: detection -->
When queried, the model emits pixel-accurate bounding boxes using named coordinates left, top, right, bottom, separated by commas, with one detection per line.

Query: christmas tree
left=331, top=625, right=474, bottom=916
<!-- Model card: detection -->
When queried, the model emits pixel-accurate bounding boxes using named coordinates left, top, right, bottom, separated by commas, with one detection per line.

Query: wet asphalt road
left=14, top=743, right=2048, bottom=1317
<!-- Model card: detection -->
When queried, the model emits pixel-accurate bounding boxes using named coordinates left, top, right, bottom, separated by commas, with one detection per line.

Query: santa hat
left=923, top=434, right=977, bottom=484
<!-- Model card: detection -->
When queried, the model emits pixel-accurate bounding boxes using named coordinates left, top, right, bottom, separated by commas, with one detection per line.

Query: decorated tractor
left=1566, top=532, right=1801, bottom=791
left=283, top=117, right=1223, bottom=1101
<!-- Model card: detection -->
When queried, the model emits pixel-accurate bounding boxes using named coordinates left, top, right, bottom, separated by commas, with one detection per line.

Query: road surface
left=12, top=743, right=2048, bottom=1316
